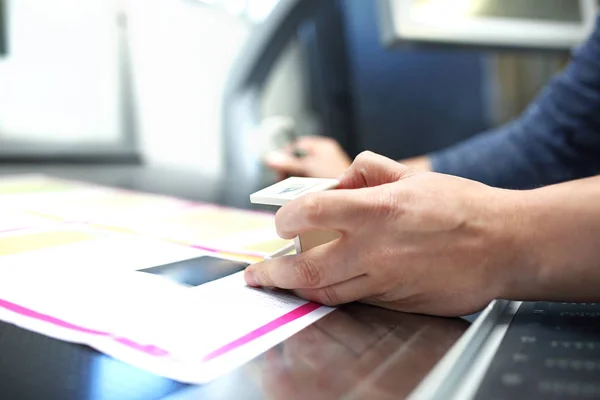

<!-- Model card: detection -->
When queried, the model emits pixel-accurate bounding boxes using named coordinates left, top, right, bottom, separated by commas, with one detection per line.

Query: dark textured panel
left=474, top=302, right=600, bottom=400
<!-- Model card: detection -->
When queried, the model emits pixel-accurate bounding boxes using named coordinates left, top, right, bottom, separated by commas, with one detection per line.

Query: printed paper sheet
left=0, top=176, right=334, bottom=383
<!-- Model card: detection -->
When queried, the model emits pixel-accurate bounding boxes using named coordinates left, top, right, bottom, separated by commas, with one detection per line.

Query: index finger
left=244, top=238, right=366, bottom=289
left=274, top=188, right=374, bottom=239
left=338, top=151, right=414, bottom=190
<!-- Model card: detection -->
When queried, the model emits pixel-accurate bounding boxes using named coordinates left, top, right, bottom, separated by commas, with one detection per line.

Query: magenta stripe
left=206, top=203, right=276, bottom=217
left=201, top=302, right=321, bottom=362
left=0, top=298, right=169, bottom=357
left=0, top=221, right=90, bottom=235
left=188, top=243, right=231, bottom=253
left=0, top=296, right=321, bottom=362
left=187, top=243, right=266, bottom=259
left=0, top=226, right=31, bottom=234
left=0, top=298, right=107, bottom=335
left=114, top=337, right=169, bottom=357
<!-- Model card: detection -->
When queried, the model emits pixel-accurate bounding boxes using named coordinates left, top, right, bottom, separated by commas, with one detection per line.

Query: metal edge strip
left=452, top=301, right=522, bottom=400
left=407, top=299, right=512, bottom=399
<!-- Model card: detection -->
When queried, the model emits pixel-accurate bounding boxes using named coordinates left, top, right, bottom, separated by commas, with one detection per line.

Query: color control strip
left=0, top=297, right=322, bottom=364
left=201, top=302, right=321, bottom=362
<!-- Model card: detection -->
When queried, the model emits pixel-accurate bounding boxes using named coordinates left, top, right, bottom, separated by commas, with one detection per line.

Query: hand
left=245, top=151, right=528, bottom=317
left=264, top=136, right=351, bottom=180
left=260, top=304, right=470, bottom=400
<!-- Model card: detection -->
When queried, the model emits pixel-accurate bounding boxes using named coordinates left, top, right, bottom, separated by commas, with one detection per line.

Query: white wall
left=0, top=0, right=122, bottom=145
left=0, top=0, right=251, bottom=177
left=127, top=0, right=250, bottom=177
left=261, top=40, right=309, bottom=127
left=0, top=0, right=307, bottom=181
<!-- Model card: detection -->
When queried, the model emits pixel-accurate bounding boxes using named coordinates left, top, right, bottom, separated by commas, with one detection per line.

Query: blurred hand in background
left=264, top=135, right=431, bottom=181
left=264, top=136, right=352, bottom=180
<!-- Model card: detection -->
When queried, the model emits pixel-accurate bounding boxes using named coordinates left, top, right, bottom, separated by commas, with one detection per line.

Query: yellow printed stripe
left=0, top=231, right=95, bottom=256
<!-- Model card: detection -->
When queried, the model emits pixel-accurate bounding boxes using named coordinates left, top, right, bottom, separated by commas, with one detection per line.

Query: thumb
left=264, top=151, right=307, bottom=176
left=338, top=151, right=414, bottom=189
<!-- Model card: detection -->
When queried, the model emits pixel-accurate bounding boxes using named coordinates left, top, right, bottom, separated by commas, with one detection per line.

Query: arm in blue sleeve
left=429, top=14, right=600, bottom=190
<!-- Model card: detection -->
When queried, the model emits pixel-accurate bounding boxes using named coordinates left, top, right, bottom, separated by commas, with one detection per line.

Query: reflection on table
left=256, top=303, right=470, bottom=399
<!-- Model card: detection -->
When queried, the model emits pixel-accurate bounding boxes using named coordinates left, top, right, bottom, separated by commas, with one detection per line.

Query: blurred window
left=413, top=0, right=582, bottom=23
left=186, top=0, right=280, bottom=23
left=0, top=0, right=6, bottom=55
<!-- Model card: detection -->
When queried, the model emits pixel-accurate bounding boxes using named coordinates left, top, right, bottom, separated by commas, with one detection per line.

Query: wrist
left=483, top=188, right=543, bottom=301
left=495, top=178, right=600, bottom=303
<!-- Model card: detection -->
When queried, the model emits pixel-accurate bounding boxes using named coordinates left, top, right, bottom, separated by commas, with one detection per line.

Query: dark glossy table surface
left=0, top=164, right=471, bottom=400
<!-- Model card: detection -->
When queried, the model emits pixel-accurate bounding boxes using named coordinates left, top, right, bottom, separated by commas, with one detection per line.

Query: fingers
left=338, top=151, right=414, bottom=190
left=264, top=151, right=307, bottom=176
left=291, top=275, right=380, bottom=306
left=244, top=239, right=366, bottom=289
left=264, top=138, right=315, bottom=176
left=292, top=136, right=321, bottom=149
left=274, top=189, right=376, bottom=238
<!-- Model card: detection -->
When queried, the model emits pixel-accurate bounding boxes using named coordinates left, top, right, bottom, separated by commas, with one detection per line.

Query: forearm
left=401, top=122, right=547, bottom=184
left=502, top=175, right=600, bottom=302
left=428, top=122, right=549, bottom=189
left=427, top=15, right=600, bottom=189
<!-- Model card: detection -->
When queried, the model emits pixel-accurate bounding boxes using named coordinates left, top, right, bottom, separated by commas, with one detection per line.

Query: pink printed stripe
left=201, top=302, right=322, bottom=362
left=0, top=299, right=106, bottom=335
left=0, top=226, right=32, bottom=234
left=0, top=221, right=87, bottom=235
left=114, top=337, right=169, bottom=356
left=188, top=243, right=266, bottom=259
left=0, top=297, right=321, bottom=363
left=0, top=298, right=169, bottom=357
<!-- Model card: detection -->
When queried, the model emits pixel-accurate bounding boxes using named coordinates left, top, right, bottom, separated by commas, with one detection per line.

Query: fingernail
left=245, top=269, right=259, bottom=287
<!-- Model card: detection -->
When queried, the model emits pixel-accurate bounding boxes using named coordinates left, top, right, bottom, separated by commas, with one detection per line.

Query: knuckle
left=381, top=191, right=401, bottom=214
left=371, top=289, right=397, bottom=303
left=352, top=151, right=380, bottom=187
left=295, top=257, right=324, bottom=287
left=255, top=268, right=273, bottom=287
left=355, top=151, right=376, bottom=164
left=372, top=189, right=404, bottom=219
left=318, top=287, right=341, bottom=306
left=302, top=195, right=323, bottom=225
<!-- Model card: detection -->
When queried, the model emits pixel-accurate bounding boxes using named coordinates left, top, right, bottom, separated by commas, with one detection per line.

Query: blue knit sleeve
left=430, top=14, right=600, bottom=190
